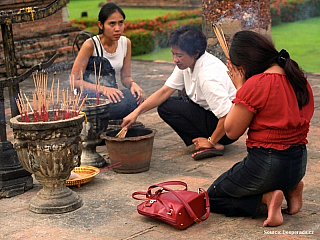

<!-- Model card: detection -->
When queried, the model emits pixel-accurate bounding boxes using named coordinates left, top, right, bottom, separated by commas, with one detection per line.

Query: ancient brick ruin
left=0, top=0, right=80, bottom=78
left=202, top=0, right=271, bottom=62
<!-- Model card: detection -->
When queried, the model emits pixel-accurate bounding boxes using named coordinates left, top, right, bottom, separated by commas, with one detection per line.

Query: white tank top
left=90, top=35, right=127, bottom=74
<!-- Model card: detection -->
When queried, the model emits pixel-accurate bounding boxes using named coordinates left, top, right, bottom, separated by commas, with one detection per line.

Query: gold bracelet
left=208, top=137, right=216, bottom=146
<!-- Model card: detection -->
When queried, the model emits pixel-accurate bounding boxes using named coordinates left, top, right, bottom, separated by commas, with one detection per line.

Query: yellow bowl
left=65, top=165, right=100, bottom=188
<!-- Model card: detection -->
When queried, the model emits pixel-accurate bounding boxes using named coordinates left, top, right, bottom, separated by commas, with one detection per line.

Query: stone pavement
left=1, top=60, right=320, bottom=240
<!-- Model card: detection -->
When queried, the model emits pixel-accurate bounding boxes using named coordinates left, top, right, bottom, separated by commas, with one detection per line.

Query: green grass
left=67, top=0, right=180, bottom=21
left=132, top=46, right=172, bottom=62
left=133, top=17, right=320, bottom=73
left=67, top=1, right=320, bottom=73
left=271, top=17, right=320, bottom=73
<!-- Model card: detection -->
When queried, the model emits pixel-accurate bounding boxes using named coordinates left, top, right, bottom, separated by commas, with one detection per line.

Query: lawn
left=271, top=17, right=320, bottom=73
left=67, top=1, right=320, bottom=73
left=133, top=17, right=320, bottom=73
left=67, top=0, right=180, bottom=21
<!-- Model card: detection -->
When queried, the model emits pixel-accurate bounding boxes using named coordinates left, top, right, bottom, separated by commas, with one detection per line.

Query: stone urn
left=10, top=112, right=85, bottom=214
left=80, top=98, right=110, bottom=168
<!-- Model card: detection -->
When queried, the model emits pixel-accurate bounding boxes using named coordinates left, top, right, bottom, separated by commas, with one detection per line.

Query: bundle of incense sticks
left=15, top=70, right=87, bottom=123
left=94, top=61, right=102, bottom=105
left=115, top=128, right=128, bottom=138
left=212, top=23, right=229, bottom=59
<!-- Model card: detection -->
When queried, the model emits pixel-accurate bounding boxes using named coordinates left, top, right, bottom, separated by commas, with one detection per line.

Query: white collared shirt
left=165, top=51, right=236, bottom=118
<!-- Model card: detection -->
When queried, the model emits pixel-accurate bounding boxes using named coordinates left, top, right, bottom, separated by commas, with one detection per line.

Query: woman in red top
left=207, top=31, right=314, bottom=227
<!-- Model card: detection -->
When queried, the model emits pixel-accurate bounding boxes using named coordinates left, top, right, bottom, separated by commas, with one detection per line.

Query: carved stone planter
left=10, top=112, right=85, bottom=214
left=80, top=98, right=110, bottom=168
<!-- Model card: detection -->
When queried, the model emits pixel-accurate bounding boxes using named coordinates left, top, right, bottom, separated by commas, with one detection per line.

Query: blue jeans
left=84, top=88, right=138, bottom=120
left=207, top=145, right=307, bottom=217
left=107, top=88, right=138, bottom=120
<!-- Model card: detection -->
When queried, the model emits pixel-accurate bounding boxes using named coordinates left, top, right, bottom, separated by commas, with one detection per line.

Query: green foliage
left=127, top=29, right=156, bottom=56
left=271, top=0, right=320, bottom=25
left=71, top=9, right=202, bottom=56
left=68, top=1, right=319, bottom=72
left=271, top=17, right=320, bottom=73
left=67, top=1, right=181, bottom=21
left=133, top=17, right=320, bottom=73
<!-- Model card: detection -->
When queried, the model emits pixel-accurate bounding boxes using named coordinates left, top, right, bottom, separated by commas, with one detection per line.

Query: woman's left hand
left=226, top=60, right=246, bottom=90
left=130, top=82, right=146, bottom=105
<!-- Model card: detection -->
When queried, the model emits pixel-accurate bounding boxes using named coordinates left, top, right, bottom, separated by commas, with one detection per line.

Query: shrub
left=71, top=9, right=202, bottom=56
left=125, top=29, right=156, bottom=56
left=271, top=0, right=320, bottom=25
left=70, top=2, right=319, bottom=54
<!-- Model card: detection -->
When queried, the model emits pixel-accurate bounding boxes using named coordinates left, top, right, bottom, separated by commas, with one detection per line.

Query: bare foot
left=283, top=181, right=304, bottom=215
left=261, top=190, right=284, bottom=227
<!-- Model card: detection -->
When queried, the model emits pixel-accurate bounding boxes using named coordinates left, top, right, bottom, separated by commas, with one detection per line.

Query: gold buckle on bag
left=144, top=199, right=157, bottom=207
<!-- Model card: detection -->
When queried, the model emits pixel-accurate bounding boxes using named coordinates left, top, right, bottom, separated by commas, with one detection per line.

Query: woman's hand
left=121, top=111, right=139, bottom=129
left=101, top=86, right=124, bottom=103
left=130, top=82, right=146, bottom=105
left=226, top=60, right=246, bottom=90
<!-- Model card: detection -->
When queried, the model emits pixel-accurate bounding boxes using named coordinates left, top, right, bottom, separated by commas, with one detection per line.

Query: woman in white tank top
left=71, top=3, right=145, bottom=119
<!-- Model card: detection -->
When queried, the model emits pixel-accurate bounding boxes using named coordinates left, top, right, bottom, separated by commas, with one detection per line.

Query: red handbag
left=132, top=181, right=210, bottom=229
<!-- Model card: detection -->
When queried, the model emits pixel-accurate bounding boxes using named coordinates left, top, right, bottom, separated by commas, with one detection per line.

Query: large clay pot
left=10, top=112, right=85, bottom=214
left=80, top=98, right=110, bottom=168
left=100, top=127, right=157, bottom=173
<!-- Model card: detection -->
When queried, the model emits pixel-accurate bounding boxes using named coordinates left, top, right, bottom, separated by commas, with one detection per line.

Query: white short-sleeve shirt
left=165, top=51, right=236, bottom=119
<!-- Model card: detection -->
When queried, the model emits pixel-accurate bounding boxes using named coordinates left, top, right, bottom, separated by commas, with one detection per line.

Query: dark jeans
left=157, top=96, right=235, bottom=146
left=107, top=88, right=138, bottom=120
left=85, top=88, right=138, bottom=120
left=207, top=145, right=307, bottom=217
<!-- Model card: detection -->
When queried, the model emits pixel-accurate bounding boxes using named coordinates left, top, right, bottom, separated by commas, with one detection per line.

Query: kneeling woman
left=207, top=30, right=314, bottom=227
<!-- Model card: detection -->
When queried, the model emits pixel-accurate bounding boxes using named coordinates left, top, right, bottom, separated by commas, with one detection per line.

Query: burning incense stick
left=96, top=61, right=102, bottom=105
left=212, top=23, right=229, bottom=59
left=16, top=71, right=87, bottom=122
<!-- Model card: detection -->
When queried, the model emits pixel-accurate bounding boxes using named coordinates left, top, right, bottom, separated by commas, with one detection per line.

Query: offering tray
left=66, top=166, right=100, bottom=188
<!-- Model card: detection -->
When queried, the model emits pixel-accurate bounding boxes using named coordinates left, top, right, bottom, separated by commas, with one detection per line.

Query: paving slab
left=1, top=60, right=320, bottom=240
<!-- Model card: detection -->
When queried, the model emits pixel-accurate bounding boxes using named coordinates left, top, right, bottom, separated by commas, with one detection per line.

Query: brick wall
left=114, top=0, right=201, bottom=9
left=0, top=0, right=80, bottom=78
left=0, top=0, right=201, bottom=78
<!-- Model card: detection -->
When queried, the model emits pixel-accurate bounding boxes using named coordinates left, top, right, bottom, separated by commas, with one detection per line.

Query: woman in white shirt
left=122, top=25, right=237, bottom=160
left=71, top=3, right=145, bottom=119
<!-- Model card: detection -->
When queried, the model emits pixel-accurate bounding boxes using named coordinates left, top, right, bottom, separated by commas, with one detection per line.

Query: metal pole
left=1, top=22, right=19, bottom=117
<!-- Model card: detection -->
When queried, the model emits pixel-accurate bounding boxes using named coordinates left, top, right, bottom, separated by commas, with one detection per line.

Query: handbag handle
left=132, top=181, right=187, bottom=200
left=152, top=184, right=210, bottom=223
left=72, top=30, right=101, bottom=58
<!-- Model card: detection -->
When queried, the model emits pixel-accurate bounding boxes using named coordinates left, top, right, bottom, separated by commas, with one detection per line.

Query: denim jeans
left=207, top=144, right=307, bottom=217
left=84, top=88, right=137, bottom=120
left=157, top=96, right=236, bottom=146
left=107, top=88, right=138, bottom=120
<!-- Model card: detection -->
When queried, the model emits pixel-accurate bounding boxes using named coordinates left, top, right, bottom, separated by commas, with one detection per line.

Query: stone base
left=81, top=141, right=107, bottom=168
left=0, top=141, right=33, bottom=198
left=29, top=186, right=83, bottom=214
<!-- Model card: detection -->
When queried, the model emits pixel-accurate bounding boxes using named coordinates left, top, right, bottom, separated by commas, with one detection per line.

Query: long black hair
left=98, top=3, right=125, bottom=34
left=167, top=25, right=207, bottom=59
left=229, top=30, right=309, bottom=109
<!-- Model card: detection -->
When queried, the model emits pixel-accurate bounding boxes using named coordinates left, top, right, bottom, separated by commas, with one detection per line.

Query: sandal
left=192, top=147, right=224, bottom=160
